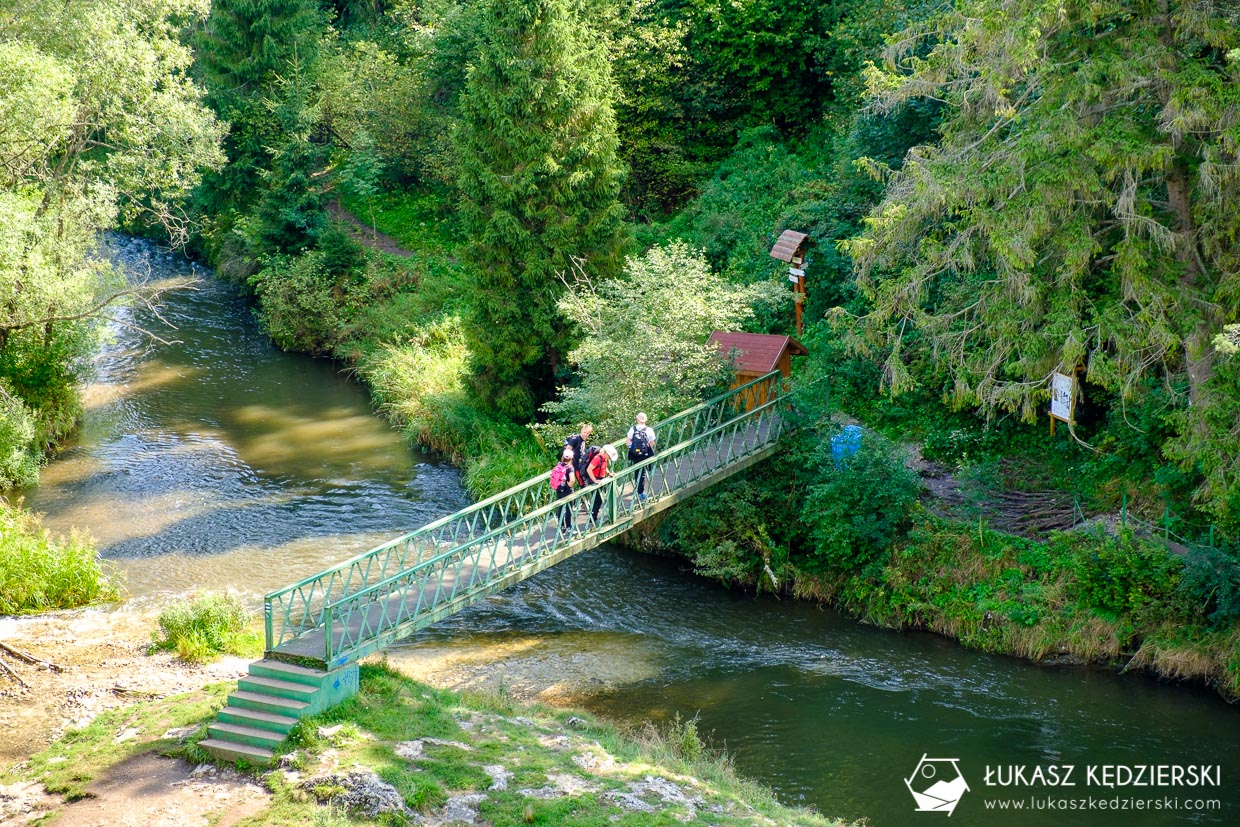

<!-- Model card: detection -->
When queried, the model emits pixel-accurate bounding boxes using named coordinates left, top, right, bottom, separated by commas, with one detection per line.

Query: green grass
left=149, top=591, right=263, bottom=663
left=0, top=499, right=122, bottom=614
left=6, top=660, right=855, bottom=825
left=15, top=682, right=231, bottom=800
left=341, top=189, right=463, bottom=257
left=295, top=662, right=853, bottom=826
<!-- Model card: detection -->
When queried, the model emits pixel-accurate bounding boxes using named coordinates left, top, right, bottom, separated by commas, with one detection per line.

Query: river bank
left=0, top=604, right=850, bottom=827
left=631, top=503, right=1240, bottom=705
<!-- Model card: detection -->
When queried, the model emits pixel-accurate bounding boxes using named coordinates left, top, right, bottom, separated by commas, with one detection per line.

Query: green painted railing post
left=1121, top=491, right=1127, bottom=529
left=323, top=603, right=334, bottom=664
left=264, top=601, right=273, bottom=653
left=608, top=476, right=617, bottom=526
left=1163, top=506, right=1170, bottom=546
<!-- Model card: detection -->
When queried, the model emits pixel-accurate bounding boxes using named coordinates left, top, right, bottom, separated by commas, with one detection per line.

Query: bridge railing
left=264, top=370, right=786, bottom=653
left=319, top=378, right=792, bottom=664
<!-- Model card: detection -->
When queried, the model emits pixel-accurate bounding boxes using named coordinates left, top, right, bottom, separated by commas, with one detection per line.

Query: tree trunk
left=1156, top=0, right=1214, bottom=409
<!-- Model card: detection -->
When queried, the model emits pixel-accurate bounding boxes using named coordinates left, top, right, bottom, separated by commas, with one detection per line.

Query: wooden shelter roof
left=708, top=331, right=809, bottom=374
left=769, top=230, right=810, bottom=262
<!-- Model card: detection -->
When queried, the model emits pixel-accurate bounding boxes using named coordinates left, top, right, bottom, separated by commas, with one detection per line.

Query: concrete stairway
left=199, top=659, right=358, bottom=766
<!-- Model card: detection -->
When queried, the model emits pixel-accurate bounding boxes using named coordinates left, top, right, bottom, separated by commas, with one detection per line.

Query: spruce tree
left=457, top=0, right=628, bottom=420
left=844, top=0, right=1240, bottom=522
left=193, top=0, right=325, bottom=217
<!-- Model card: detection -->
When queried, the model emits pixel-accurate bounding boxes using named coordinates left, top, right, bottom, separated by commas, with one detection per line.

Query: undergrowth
left=149, top=591, right=262, bottom=662
left=0, top=499, right=121, bottom=614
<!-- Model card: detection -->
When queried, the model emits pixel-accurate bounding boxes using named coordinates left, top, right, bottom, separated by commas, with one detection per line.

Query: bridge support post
left=609, top=477, right=617, bottom=525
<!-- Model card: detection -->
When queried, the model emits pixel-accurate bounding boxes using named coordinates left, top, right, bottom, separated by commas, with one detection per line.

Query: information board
left=1050, top=372, right=1074, bottom=422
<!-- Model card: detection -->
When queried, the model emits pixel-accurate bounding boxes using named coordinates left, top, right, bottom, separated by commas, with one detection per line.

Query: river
left=18, top=238, right=1239, bottom=825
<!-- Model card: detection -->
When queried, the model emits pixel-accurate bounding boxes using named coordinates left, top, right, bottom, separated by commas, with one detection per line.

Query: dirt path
left=0, top=606, right=266, bottom=825
left=326, top=200, right=415, bottom=258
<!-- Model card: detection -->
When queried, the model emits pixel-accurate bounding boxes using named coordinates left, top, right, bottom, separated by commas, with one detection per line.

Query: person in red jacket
left=585, top=444, right=618, bottom=524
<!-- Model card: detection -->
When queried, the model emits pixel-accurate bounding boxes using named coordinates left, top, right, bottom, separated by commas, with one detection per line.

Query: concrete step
left=249, top=659, right=326, bottom=687
left=207, top=722, right=287, bottom=750
left=229, top=690, right=309, bottom=716
left=237, top=674, right=319, bottom=703
left=218, top=706, right=300, bottom=734
left=199, top=738, right=274, bottom=767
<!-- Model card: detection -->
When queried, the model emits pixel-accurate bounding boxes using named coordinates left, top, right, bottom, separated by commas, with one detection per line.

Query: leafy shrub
left=800, top=430, right=921, bottom=575
left=1179, top=546, right=1240, bottom=628
left=0, top=390, right=39, bottom=489
left=151, top=592, right=258, bottom=662
left=249, top=250, right=353, bottom=354
left=1074, top=532, right=1184, bottom=620
left=0, top=500, right=121, bottom=613
left=659, top=463, right=803, bottom=590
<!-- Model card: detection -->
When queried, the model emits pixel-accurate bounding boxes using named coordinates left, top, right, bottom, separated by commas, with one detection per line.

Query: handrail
left=318, top=387, right=791, bottom=663
left=264, top=369, right=786, bottom=652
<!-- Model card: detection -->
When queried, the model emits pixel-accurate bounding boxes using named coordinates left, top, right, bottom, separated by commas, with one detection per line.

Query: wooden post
left=794, top=276, right=804, bottom=337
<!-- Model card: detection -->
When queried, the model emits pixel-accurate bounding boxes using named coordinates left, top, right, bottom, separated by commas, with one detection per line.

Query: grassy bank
left=819, top=515, right=1240, bottom=698
left=0, top=499, right=121, bottom=614
left=650, top=490, right=1240, bottom=701
left=7, top=662, right=855, bottom=826
left=325, top=192, right=550, bottom=499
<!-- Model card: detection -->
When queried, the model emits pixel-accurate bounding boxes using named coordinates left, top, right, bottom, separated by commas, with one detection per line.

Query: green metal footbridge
left=201, top=371, right=794, bottom=764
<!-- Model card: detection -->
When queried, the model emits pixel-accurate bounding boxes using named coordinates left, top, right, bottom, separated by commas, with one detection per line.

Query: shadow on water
left=18, top=236, right=468, bottom=596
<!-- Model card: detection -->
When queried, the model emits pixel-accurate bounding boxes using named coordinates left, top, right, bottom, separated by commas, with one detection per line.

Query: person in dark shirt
left=564, top=423, right=594, bottom=484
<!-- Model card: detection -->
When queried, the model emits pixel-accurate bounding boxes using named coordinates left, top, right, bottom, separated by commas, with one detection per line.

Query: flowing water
left=17, top=238, right=1239, bottom=825
left=18, top=236, right=468, bottom=599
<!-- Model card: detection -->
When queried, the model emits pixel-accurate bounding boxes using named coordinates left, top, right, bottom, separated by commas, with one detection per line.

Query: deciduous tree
left=544, top=242, right=781, bottom=435
left=0, top=0, right=223, bottom=483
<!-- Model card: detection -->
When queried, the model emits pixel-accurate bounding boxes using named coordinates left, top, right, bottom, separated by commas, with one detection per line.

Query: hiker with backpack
left=585, top=444, right=619, bottom=524
left=550, top=447, right=578, bottom=535
left=564, top=423, right=594, bottom=485
left=626, top=412, right=657, bottom=502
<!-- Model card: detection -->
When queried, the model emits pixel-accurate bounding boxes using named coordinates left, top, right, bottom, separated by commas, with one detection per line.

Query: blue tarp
left=830, top=424, right=863, bottom=467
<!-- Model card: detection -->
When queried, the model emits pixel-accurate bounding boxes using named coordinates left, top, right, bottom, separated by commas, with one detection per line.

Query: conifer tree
left=844, top=0, right=1240, bottom=522
left=193, top=0, right=325, bottom=217
left=457, top=0, right=628, bottom=420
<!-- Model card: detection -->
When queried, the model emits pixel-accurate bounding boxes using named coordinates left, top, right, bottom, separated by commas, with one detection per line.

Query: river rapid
left=16, top=238, right=1239, bottom=826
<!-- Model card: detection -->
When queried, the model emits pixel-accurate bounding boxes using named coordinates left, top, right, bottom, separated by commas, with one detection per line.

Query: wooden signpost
left=769, top=230, right=812, bottom=337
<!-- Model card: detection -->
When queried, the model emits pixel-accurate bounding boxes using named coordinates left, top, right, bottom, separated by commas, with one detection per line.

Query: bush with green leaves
left=1073, top=531, right=1186, bottom=623
left=150, top=592, right=259, bottom=662
left=248, top=249, right=359, bottom=354
left=544, top=241, right=784, bottom=436
left=800, top=430, right=921, bottom=575
left=658, top=453, right=808, bottom=591
left=0, top=391, right=39, bottom=489
left=1178, top=546, right=1240, bottom=629
left=0, top=500, right=120, bottom=614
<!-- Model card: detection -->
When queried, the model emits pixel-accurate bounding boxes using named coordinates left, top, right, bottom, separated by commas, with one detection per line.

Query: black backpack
left=628, top=426, right=652, bottom=461
left=577, top=445, right=601, bottom=483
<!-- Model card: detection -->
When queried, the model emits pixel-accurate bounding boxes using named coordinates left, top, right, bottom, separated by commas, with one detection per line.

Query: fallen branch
left=0, top=657, right=28, bottom=688
left=0, top=641, right=64, bottom=672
